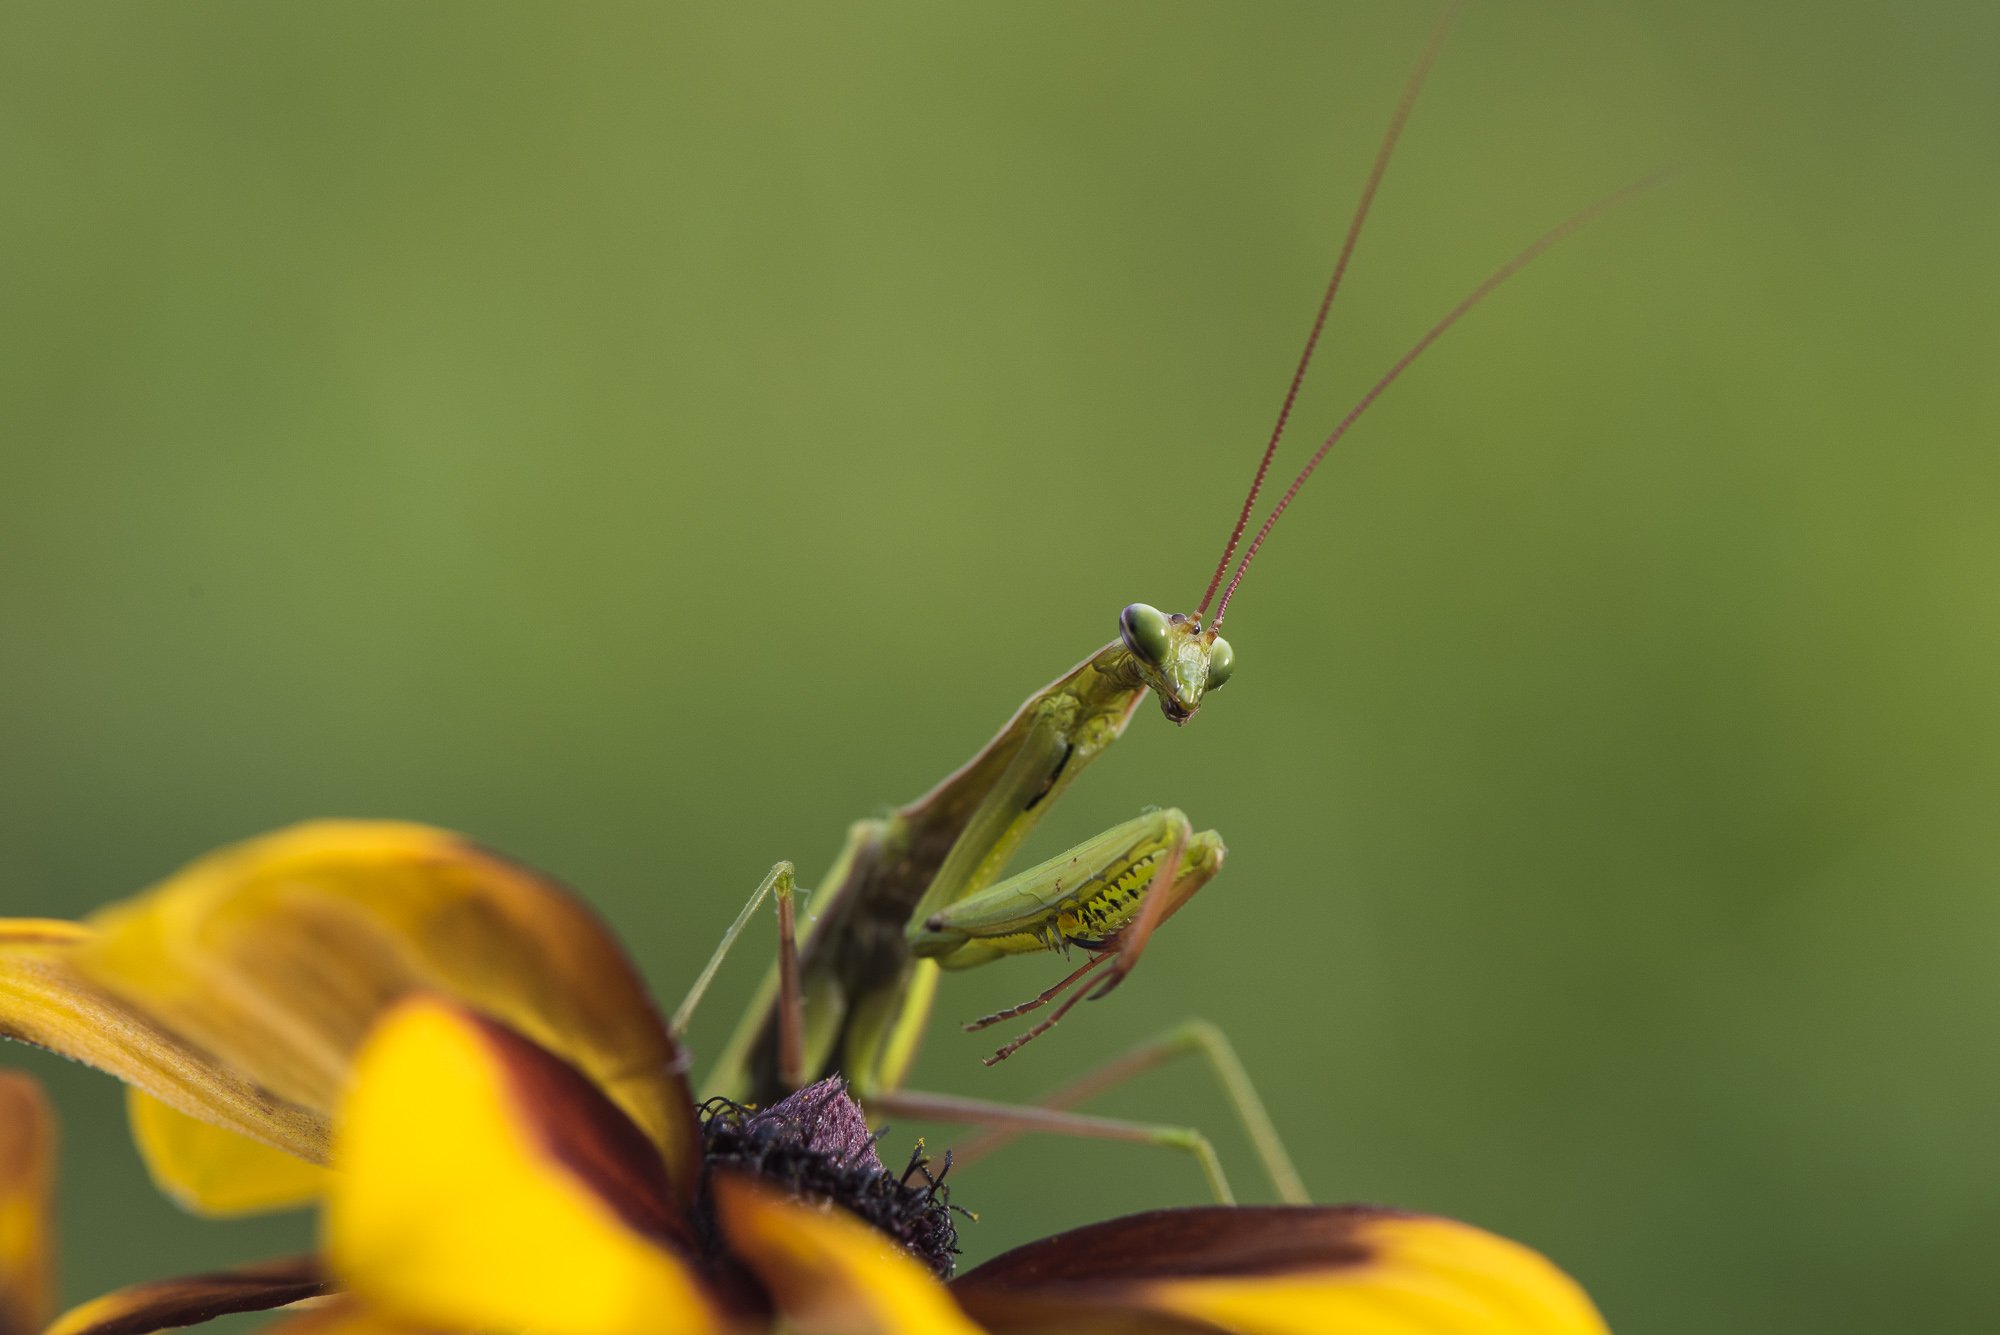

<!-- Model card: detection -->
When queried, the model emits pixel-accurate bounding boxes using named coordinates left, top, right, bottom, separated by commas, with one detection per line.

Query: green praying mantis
left=676, top=6, right=1650, bottom=1206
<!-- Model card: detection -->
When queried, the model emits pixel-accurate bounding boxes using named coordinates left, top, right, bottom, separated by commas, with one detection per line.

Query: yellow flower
left=1, top=822, right=1609, bottom=1335
left=0, top=1072, right=54, bottom=1335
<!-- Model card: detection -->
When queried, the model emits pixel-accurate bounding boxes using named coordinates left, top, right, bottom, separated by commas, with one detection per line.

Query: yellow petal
left=42, top=1256, right=326, bottom=1335
left=76, top=821, right=699, bottom=1193
left=126, top=1089, right=328, bottom=1217
left=259, top=1295, right=439, bottom=1335
left=0, top=1073, right=54, bottom=1335
left=0, top=921, right=326, bottom=1165
left=713, top=1174, right=982, bottom=1335
left=327, top=997, right=726, bottom=1335
left=1147, top=1214, right=1605, bottom=1335
left=953, top=1206, right=1607, bottom=1335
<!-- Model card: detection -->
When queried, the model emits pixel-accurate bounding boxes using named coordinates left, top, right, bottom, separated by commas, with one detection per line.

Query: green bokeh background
left=3, top=3, right=1995, bottom=1331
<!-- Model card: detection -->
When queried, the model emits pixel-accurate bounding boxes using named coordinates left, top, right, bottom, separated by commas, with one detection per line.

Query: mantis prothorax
left=682, top=2, right=1653, bottom=1206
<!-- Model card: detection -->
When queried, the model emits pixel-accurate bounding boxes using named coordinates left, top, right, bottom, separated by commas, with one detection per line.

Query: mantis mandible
left=683, top=4, right=1650, bottom=1205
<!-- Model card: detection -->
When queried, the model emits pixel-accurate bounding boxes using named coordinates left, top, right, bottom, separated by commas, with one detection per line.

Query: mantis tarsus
left=682, top=4, right=1651, bottom=1206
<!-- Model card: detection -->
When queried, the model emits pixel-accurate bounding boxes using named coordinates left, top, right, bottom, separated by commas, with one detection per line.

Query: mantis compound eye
left=1118, top=603, right=1172, bottom=665
left=1205, top=635, right=1234, bottom=691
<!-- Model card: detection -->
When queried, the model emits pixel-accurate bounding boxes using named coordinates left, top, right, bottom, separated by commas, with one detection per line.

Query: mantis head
left=1118, top=603, right=1233, bottom=725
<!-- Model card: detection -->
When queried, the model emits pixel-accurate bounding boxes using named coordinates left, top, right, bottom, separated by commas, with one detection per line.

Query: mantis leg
left=908, top=808, right=1222, bottom=974
left=673, top=860, right=819, bottom=1094
left=773, top=869, right=803, bottom=1090
left=866, top=1087, right=1236, bottom=1205
left=672, top=861, right=796, bottom=1038
left=702, top=819, right=887, bottom=1101
left=913, top=810, right=1223, bottom=1067
left=947, top=1019, right=1308, bottom=1204
left=1084, top=814, right=1198, bottom=1001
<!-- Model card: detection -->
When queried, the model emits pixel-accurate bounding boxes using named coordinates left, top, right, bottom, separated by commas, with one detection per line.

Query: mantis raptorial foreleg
left=691, top=813, right=1223, bottom=1082
left=688, top=810, right=1298, bottom=1204
left=907, top=809, right=1220, bottom=975
left=907, top=807, right=1220, bottom=1065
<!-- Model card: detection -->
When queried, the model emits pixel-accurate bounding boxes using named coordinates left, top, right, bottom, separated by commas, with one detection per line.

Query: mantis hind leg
left=944, top=1018, right=1308, bottom=1204
left=865, top=1085, right=1238, bottom=1205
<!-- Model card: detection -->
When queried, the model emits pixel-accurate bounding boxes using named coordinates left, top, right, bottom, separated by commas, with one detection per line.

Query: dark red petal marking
left=48, top=1258, right=329, bottom=1335
left=955, top=1204, right=1391, bottom=1293
left=470, top=1008, right=694, bottom=1250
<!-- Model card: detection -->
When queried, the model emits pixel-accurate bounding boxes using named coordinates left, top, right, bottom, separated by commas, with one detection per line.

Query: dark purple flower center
left=695, top=1076, right=963, bottom=1278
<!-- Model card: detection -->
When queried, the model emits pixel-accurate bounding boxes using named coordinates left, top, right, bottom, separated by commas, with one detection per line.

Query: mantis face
left=1118, top=603, right=1234, bottom=725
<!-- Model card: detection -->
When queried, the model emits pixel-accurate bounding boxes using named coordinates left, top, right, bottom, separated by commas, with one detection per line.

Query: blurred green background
left=3, top=3, right=1995, bottom=1331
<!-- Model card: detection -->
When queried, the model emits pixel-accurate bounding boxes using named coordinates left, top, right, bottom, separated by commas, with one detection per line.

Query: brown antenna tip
left=1210, top=169, right=1671, bottom=630
left=1195, top=1, right=1466, bottom=619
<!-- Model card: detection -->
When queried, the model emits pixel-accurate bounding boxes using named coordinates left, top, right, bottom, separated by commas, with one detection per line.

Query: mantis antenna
left=1206, top=171, right=1664, bottom=631
left=1193, top=3, right=1664, bottom=632
left=1194, top=0, right=1465, bottom=621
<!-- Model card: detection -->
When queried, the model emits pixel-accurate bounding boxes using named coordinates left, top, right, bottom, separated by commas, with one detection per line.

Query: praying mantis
left=681, top=5, right=1651, bottom=1206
